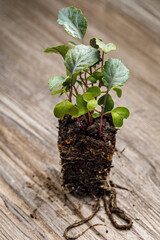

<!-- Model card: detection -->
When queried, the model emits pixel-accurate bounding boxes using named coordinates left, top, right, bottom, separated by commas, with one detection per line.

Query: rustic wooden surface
left=0, top=0, right=160, bottom=239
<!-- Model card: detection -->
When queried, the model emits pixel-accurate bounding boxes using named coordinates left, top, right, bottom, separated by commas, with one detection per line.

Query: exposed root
left=103, top=189, right=132, bottom=230
left=63, top=197, right=102, bottom=240
left=64, top=186, right=132, bottom=239
left=110, top=181, right=132, bottom=193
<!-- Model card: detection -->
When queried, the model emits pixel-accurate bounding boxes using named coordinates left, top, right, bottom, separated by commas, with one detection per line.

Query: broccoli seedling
left=45, top=6, right=130, bottom=137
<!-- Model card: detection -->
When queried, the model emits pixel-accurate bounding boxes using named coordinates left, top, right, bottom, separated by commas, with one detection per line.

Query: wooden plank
left=101, top=0, right=160, bottom=36
left=0, top=0, right=160, bottom=239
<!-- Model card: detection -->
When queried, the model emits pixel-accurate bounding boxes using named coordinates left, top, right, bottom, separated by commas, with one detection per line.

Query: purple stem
left=99, top=89, right=109, bottom=138
left=99, top=114, right=103, bottom=138
left=77, top=117, right=85, bottom=133
left=90, top=115, right=93, bottom=125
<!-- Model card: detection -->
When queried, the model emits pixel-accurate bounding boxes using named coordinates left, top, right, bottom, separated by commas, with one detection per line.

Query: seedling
left=44, top=6, right=132, bottom=239
left=45, top=6, right=130, bottom=137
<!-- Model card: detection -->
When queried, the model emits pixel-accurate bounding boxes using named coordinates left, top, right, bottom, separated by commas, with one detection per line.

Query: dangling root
left=64, top=187, right=132, bottom=239
left=110, top=180, right=132, bottom=193
left=103, top=189, right=132, bottom=230
left=64, top=197, right=103, bottom=240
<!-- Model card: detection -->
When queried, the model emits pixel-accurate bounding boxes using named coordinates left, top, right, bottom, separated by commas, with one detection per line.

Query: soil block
left=58, top=115, right=132, bottom=239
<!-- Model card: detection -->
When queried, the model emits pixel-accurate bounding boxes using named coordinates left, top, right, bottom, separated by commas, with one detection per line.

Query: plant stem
left=69, top=74, right=73, bottom=102
left=77, top=117, right=85, bottom=133
left=93, top=66, right=103, bottom=72
left=73, top=85, right=78, bottom=95
left=99, top=88, right=110, bottom=137
left=89, top=66, right=92, bottom=75
left=99, top=51, right=104, bottom=88
left=90, top=112, right=93, bottom=125
left=83, top=114, right=89, bottom=125
left=79, top=72, right=88, bottom=90
left=101, top=51, right=104, bottom=67
left=85, top=72, right=88, bottom=90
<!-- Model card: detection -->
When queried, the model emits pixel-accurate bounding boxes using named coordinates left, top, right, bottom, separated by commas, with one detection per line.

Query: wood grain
left=0, top=0, right=160, bottom=239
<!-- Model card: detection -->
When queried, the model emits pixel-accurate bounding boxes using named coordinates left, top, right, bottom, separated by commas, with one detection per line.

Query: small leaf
left=90, top=38, right=99, bottom=49
left=76, top=80, right=82, bottom=86
left=54, top=100, right=79, bottom=118
left=44, top=45, right=69, bottom=59
left=51, top=89, right=64, bottom=95
left=62, top=75, right=77, bottom=87
left=96, top=39, right=116, bottom=53
left=111, top=107, right=130, bottom=127
left=83, top=92, right=94, bottom=102
left=65, top=45, right=100, bottom=74
left=48, top=76, right=66, bottom=90
left=87, top=86, right=101, bottom=97
left=74, top=94, right=88, bottom=117
left=102, top=58, right=129, bottom=89
left=92, top=113, right=100, bottom=118
left=68, top=41, right=77, bottom=47
left=112, top=87, right=122, bottom=98
left=87, top=72, right=103, bottom=83
left=98, top=94, right=114, bottom=112
left=57, top=6, right=87, bottom=40
left=87, top=99, right=97, bottom=111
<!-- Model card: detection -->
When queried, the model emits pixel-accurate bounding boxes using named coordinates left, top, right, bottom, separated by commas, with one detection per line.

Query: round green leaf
left=87, top=99, right=98, bottom=111
left=112, top=87, right=122, bottom=98
left=87, top=86, right=101, bottom=97
left=102, top=58, right=130, bottom=89
left=111, top=107, right=130, bottom=127
left=83, top=92, right=94, bottom=102
left=98, top=94, right=114, bottom=112
left=57, top=6, right=87, bottom=40
left=92, top=113, right=100, bottom=118
left=96, top=39, right=116, bottom=53
left=48, top=76, right=66, bottom=90
left=74, top=94, right=88, bottom=117
left=112, top=115, right=123, bottom=127
left=54, top=101, right=79, bottom=118
left=54, top=101, right=66, bottom=118
left=64, top=45, right=100, bottom=74
left=87, top=72, right=103, bottom=83
left=44, top=45, right=69, bottom=59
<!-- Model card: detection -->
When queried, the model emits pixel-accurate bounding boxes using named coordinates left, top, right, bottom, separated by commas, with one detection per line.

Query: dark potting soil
left=58, top=114, right=117, bottom=197
left=58, top=115, right=132, bottom=239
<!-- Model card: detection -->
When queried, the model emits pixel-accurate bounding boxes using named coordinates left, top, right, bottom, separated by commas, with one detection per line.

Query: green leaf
left=87, top=86, right=101, bottom=97
left=87, top=99, right=98, bottom=111
left=90, top=38, right=99, bottom=49
left=73, top=94, right=88, bottom=117
left=111, top=107, right=130, bottom=127
left=65, top=45, right=100, bottom=74
left=92, top=113, right=100, bottom=118
left=48, top=76, right=66, bottom=90
left=51, top=89, right=64, bottom=95
left=76, top=80, right=82, bottom=86
left=83, top=92, right=94, bottom=102
left=96, top=39, right=116, bottom=53
left=102, top=58, right=129, bottom=89
left=57, top=6, right=87, bottom=40
left=54, top=100, right=79, bottom=118
left=87, top=72, right=103, bottom=83
left=68, top=41, right=77, bottom=47
left=62, top=75, right=77, bottom=87
left=44, top=45, right=69, bottom=59
left=98, top=94, right=114, bottom=112
left=112, top=87, right=122, bottom=98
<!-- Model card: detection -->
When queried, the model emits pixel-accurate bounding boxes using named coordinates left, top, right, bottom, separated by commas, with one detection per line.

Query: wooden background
left=0, top=0, right=160, bottom=239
